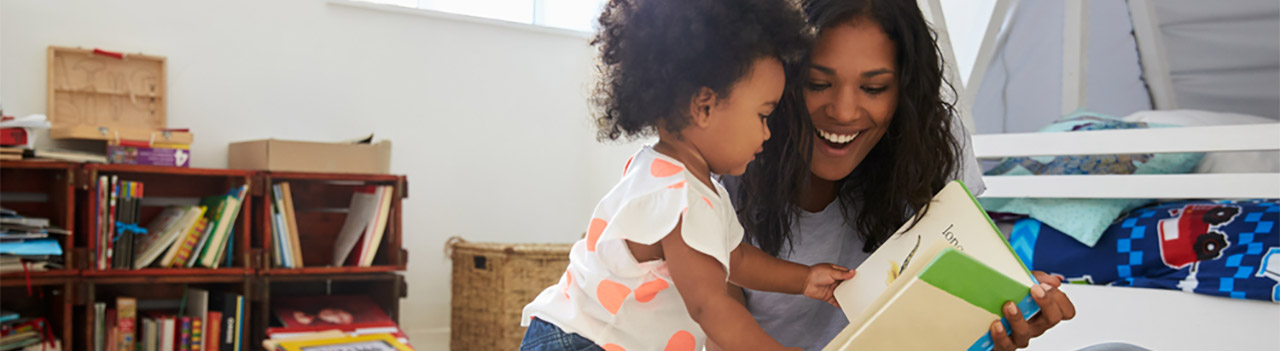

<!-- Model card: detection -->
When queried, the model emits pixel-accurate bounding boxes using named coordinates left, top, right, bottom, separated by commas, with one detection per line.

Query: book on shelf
left=205, top=312, right=221, bottom=351
left=270, top=183, right=305, bottom=268
left=275, top=333, right=411, bottom=351
left=146, top=206, right=207, bottom=269
left=117, top=297, right=137, bottom=351
left=179, top=317, right=190, bottom=351
left=93, top=303, right=105, bottom=351
left=334, top=186, right=393, bottom=267
left=191, top=319, right=202, bottom=351
left=107, top=142, right=191, bottom=168
left=269, top=185, right=289, bottom=268
left=1, top=208, right=69, bottom=274
left=88, top=178, right=243, bottom=270
left=160, top=317, right=176, bottom=351
left=168, top=217, right=208, bottom=268
left=104, top=309, right=116, bottom=351
left=1, top=315, right=58, bottom=351
left=208, top=292, right=244, bottom=351
left=111, top=181, right=145, bottom=270
left=134, top=205, right=201, bottom=269
left=22, top=148, right=107, bottom=163
left=182, top=288, right=209, bottom=351
left=91, top=291, right=244, bottom=351
left=822, top=181, right=1040, bottom=351
left=196, top=186, right=247, bottom=268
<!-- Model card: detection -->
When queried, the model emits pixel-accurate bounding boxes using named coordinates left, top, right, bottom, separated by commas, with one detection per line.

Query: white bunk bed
left=923, top=0, right=1280, bottom=349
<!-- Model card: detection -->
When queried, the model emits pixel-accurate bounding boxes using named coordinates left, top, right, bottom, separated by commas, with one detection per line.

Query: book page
left=833, top=181, right=1034, bottom=323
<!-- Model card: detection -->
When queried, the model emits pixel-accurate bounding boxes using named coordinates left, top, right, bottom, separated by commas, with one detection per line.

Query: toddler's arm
left=728, top=243, right=854, bottom=306
left=661, top=222, right=798, bottom=351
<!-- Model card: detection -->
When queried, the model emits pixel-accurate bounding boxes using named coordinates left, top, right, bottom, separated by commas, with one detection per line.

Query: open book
left=824, top=181, right=1040, bottom=351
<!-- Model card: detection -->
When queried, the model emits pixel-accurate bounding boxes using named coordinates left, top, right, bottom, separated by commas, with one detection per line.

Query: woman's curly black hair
left=736, top=0, right=963, bottom=256
left=591, top=0, right=812, bottom=141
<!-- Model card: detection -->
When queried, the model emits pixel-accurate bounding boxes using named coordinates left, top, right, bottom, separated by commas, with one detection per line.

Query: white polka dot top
left=522, top=145, right=745, bottom=351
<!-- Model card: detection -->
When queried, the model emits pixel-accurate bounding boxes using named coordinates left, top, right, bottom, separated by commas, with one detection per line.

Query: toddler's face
left=700, top=57, right=785, bottom=176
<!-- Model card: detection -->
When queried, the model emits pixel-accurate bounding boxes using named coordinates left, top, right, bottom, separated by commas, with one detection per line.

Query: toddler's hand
left=803, top=263, right=855, bottom=308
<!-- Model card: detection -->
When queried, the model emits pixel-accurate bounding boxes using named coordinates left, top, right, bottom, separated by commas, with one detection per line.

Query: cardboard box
left=228, top=139, right=391, bottom=174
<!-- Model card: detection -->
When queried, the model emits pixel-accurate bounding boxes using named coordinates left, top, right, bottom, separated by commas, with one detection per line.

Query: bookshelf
left=0, top=160, right=409, bottom=351
left=1, top=161, right=78, bottom=277
left=255, top=172, right=408, bottom=275
left=78, top=164, right=254, bottom=277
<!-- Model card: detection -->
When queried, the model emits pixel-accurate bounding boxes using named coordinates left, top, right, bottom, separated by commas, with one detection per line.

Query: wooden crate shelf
left=0, top=160, right=410, bottom=351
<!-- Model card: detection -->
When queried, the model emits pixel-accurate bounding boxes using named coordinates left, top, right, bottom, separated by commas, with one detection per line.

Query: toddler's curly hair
left=592, top=0, right=811, bottom=141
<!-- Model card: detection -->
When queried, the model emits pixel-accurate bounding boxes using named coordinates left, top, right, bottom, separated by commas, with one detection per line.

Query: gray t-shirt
left=741, top=199, right=871, bottom=350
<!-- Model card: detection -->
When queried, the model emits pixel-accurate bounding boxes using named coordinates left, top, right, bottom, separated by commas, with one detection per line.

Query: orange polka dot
left=596, top=279, right=632, bottom=314
left=587, top=218, right=607, bottom=252
left=603, top=344, right=626, bottom=351
left=665, top=330, right=696, bottom=351
left=634, top=279, right=669, bottom=303
left=562, top=269, right=573, bottom=299
left=650, top=159, right=684, bottom=178
left=667, top=180, right=686, bottom=189
left=701, top=196, right=714, bottom=209
left=623, top=155, right=635, bottom=175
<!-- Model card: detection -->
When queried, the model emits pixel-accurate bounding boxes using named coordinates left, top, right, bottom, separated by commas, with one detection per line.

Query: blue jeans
left=521, top=318, right=603, bottom=351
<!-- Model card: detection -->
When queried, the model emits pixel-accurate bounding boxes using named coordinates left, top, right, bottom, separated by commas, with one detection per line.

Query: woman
left=722, top=0, right=1077, bottom=350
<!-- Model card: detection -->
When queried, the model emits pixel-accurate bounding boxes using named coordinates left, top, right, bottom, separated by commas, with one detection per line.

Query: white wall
left=0, top=0, right=643, bottom=348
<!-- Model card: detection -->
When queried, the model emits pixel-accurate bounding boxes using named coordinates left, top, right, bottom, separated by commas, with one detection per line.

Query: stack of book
left=0, top=209, right=68, bottom=274
left=331, top=185, right=393, bottom=268
left=0, top=114, right=107, bottom=163
left=264, top=296, right=410, bottom=351
left=93, top=287, right=245, bottom=351
left=92, top=176, right=247, bottom=270
left=107, top=136, right=191, bottom=168
left=1, top=313, right=60, bottom=351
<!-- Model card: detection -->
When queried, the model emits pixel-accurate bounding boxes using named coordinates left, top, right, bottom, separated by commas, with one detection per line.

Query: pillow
left=980, top=114, right=1204, bottom=247
left=1122, top=109, right=1280, bottom=174
left=1008, top=199, right=1280, bottom=302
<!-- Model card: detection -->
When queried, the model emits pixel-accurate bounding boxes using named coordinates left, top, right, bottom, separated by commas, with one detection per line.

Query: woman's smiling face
left=803, top=18, right=898, bottom=181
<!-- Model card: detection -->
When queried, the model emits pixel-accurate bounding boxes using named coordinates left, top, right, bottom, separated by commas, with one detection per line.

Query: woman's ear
left=688, top=87, right=717, bottom=128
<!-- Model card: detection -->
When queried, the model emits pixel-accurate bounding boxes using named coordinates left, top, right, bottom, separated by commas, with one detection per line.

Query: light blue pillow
left=980, top=114, right=1204, bottom=247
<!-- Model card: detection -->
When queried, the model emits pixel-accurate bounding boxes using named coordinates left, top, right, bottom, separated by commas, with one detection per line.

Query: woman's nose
left=828, top=86, right=860, bottom=123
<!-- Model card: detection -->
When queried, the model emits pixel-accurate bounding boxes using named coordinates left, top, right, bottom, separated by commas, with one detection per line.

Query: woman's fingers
left=990, top=321, right=1016, bottom=351
left=1003, top=301, right=1032, bottom=348
left=1032, top=270, right=1063, bottom=288
left=1029, top=284, right=1062, bottom=337
left=1056, top=286, right=1078, bottom=320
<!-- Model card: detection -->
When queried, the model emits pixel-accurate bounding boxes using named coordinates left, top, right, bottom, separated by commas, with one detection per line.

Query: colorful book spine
left=117, top=298, right=136, bottom=351
left=178, top=318, right=191, bottom=351
left=190, top=319, right=201, bottom=351
left=106, top=176, right=119, bottom=269
left=171, top=218, right=208, bottom=268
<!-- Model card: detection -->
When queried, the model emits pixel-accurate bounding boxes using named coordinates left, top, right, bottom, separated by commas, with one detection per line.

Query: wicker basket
left=447, top=237, right=572, bottom=351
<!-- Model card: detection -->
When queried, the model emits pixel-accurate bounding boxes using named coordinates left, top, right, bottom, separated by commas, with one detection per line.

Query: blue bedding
left=1008, top=199, right=1280, bottom=302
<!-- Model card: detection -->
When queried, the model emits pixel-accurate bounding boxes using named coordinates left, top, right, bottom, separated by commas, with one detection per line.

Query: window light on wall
left=358, top=0, right=608, bottom=32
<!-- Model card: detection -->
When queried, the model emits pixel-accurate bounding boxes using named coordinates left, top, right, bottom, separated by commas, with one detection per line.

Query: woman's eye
left=862, top=86, right=888, bottom=95
left=758, top=113, right=770, bottom=121
left=806, top=82, right=831, bottom=92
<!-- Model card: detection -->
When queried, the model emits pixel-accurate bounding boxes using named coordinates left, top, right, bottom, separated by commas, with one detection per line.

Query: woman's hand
left=802, top=263, right=856, bottom=308
left=989, top=271, right=1078, bottom=350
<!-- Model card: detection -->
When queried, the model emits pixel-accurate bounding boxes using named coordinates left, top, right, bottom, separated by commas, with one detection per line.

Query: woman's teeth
left=818, top=129, right=860, bottom=144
